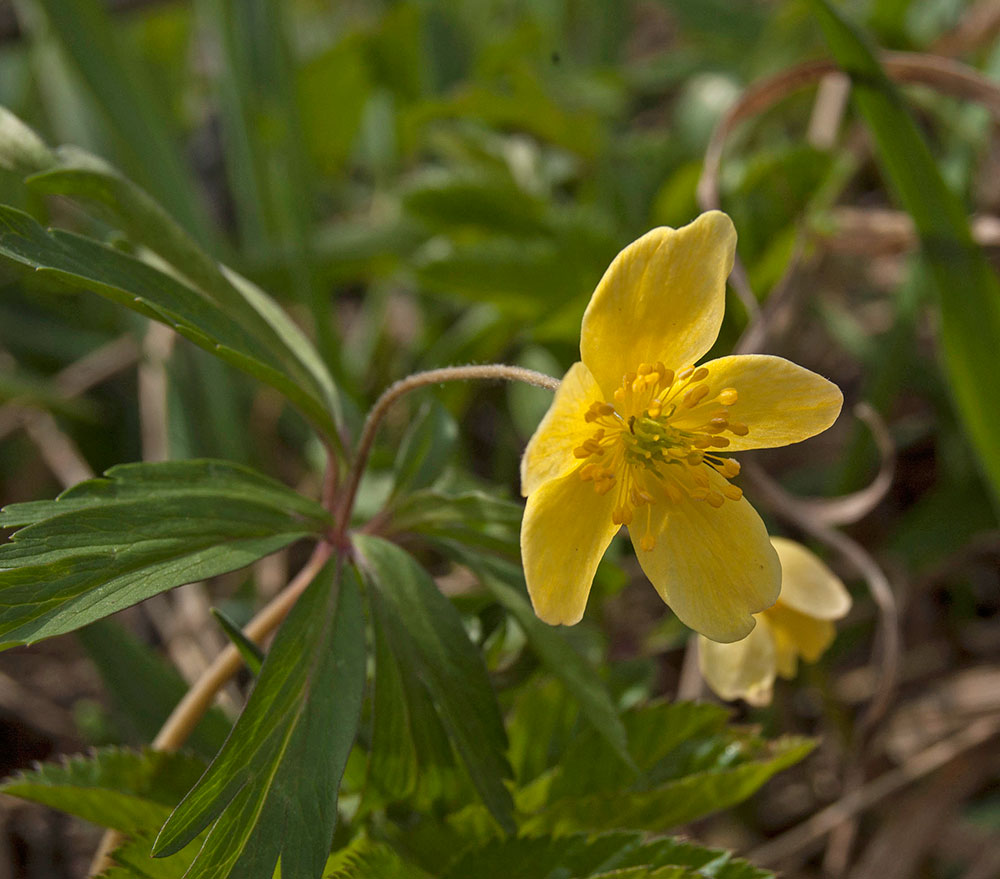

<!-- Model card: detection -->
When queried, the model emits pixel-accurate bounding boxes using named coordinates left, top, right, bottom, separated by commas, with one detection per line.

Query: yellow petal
left=631, top=469, right=780, bottom=642
left=520, top=362, right=603, bottom=497
left=771, top=537, right=851, bottom=620
left=698, top=622, right=776, bottom=706
left=580, top=212, right=736, bottom=400
left=669, top=354, right=842, bottom=451
left=520, top=469, right=620, bottom=625
left=765, top=602, right=836, bottom=675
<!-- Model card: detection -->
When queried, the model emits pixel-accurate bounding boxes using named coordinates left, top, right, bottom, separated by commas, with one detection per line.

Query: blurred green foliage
left=1, top=0, right=999, bottom=877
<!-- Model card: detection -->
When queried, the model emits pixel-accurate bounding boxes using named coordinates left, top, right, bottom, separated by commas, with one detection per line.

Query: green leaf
left=323, top=835, right=432, bottom=879
left=440, top=832, right=773, bottom=879
left=98, top=831, right=199, bottom=879
left=77, top=619, right=231, bottom=759
left=0, top=106, right=56, bottom=175
left=0, top=747, right=206, bottom=833
left=388, top=490, right=521, bottom=554
left=365, top=598, right=457, bottom=806
left=210, top=607, right=264, bottom=675
left=152, top=560, right=366, bottom=879
left=809, top=0, right=1000, bottom=507
left=0, top=459, right=328, bottom=649
left=543, top=701, right=731, bottom=802
left=0, top=205, right=341, bottom=440
left=195, top=0, right=335, bottom=359
left=440, top=544, right=631, bottom=770
left=524, top=734, right=813, bottom=835
left=19, top=0, right=213, bottom=241
left=353, top=535, right=515, bottom=833
left=402, top=169, right=552, bottom=238
left=391, top=401, right=459, bottom=495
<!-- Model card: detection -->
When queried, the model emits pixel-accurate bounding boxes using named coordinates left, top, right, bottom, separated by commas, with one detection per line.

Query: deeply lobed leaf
left=354, top=534, right=515, bottom=833
left=0, top=459, right=329, bottom=649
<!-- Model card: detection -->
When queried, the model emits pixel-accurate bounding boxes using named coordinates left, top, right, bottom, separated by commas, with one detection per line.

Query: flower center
left=573, top=361, right=748, bottom=550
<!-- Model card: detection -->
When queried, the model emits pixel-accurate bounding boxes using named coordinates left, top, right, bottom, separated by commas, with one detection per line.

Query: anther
left=705, top=491, right=725, bottom=508
left=640, top=535, right=656, bottom=551
left=691, top=366, right=709, bottom=382
left=710, top=436, right=730, bottom=448
left=728, top=421, right=749, bottom=436
left=718, top=388, right=738, bottom=406
left=683, top=385, right=710, bottom=407
left=719, top=459, right=741, bottom=478
left=686, top=451, right=704, bottom=465
left=723, top=485, right=743, bottom=501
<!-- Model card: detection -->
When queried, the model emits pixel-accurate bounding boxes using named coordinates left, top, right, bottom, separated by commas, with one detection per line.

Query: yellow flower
left=698, top=537, right=852, bottom=704
left=519, top=212, right=843, bottom=641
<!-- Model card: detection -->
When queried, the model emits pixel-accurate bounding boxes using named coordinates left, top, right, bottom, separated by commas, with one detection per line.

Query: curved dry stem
left=698, top=51, right=1000, bottom=329
left=333, top=364, right=559, bottom=539
left=747, top=713, right=1000, bottom=868
left=743, top=459, right=900, bottom=733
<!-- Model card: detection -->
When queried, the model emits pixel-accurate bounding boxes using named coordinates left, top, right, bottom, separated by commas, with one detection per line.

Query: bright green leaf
left=0, top=748, right=205, bottom=833
left=323, top=835, right=432, bottom=879
left=98, top=831, right=200, bottom=879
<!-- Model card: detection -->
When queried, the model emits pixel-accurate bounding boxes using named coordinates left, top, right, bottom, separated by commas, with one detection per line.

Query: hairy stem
left=333, top=363, right=559, bottom=538
left=89, top=363, right=557, bottom=874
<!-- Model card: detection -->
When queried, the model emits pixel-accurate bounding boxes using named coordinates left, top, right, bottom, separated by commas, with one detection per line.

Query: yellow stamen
left=718, top=387, right=738, bottom=406
left=683, top=385, right=710, bottom=407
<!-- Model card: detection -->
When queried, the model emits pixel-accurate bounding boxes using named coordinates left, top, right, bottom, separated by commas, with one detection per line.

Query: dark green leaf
left=810, top=0, right=1000, bottom=506
left=353, top=535, right=514, bottom=833
left=389, top=490, right=521, bottom=553
left=0, top=206, right=341, bottom=440
left=365, top=586, right=460, bottom=811
left=440, top=831, right=773, bottom=879
left=0, top=459, right=328, bottom=648
left=210, top=607, right=264, bottom=675
left=0, top=748, right=205, bottom=833
left=153, top=560, right=366, bottom=879
left=77, top=619, right=230, bottom=759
